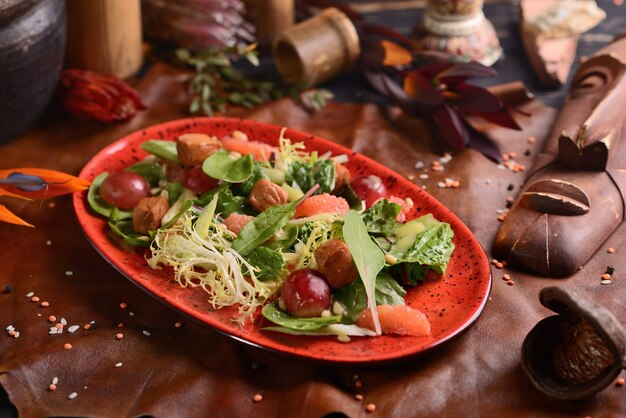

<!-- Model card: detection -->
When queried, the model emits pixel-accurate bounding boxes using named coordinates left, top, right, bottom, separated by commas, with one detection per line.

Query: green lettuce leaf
left=261, top=302, right=340, bottom=331
left=361, top=199, right=402, bottom=235
left=285, top=160, right=335, bottom=195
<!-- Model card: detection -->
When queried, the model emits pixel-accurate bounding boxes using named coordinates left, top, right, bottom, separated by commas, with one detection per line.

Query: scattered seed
left=614, top=0, right=623, bottom=6
left=83, top=324, right=91, bottom=330
left=501, top=260, right=508, bottom=267
left=321, top=310, right=331, bottom=318
left=48, top=315, right=57, bottom=323
left=337, top=335, right=351, bottom=343
left=13, top=331, right=20, bottom=338
left=116, top=333, right=124, bottom=340
left=142, top=330, right=151, bottom=336
left=129, top=312, right=135, bottom=317
left=253, top=393, right=263, bottom=402
left=366, top=403, right=376, bottom=412
left=117, top=322, right=125, bottom=328
left=68, top=325, right=80, bottom=333
left=528, top=136, right=536, bottom=144
left=40, top=301, right=50, bottom=308
left=355, top=380, right=363, bottom=388
left=68, top=392, right=78, bottom=400
left=49, top=328, right=59, bottom=335
left=65, top=271, right=73, bottom=276
left=616, top=377, right=624, bottom=386
left=506, top=281, right=515, bottom=286
left=608, top=247, right=615, bottom=254
left=52, top=377, right=59, bottom=385
left=119, top=302, right=128, bottom=309
left=355, top=394, right=364, bottom=401
left=49, top=384, right=57, bottom=391
left=495, top=262, right=504, bottom=269
left=485, top=179, right=492, bottom=185
left=491, top=259, right=498, bottom=265
left=174, top=321, right=183, bottom=328
left=60, top=318, right=67, bottom=326
left=437, top=181, right=446, bottom=188
left=503, top=274, right=511, bottom=281
left=64, top=343, right=72, bottom=350
left=31, top=296, right=40, bottom=303
left=601, top=273, right=611, bottom=280
left=46, top=240, right=52, bottom=246
left=26, top=291, right=34, bottom=298
left=414, top=161, right=425, bottom=169
left=601, top=280, right=612, bottom=286
left=115, top=362, right=123, bottom=368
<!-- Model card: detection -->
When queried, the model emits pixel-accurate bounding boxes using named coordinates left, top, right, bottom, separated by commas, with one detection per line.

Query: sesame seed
left=31, top=296, right=40, bottom=303
left=501, top=260, right=508, bottom=267
left=119, top=302, right=128, bottom=309
left=142, top=330, right=151, bottom=336
left=337, top=335, right=351, bottom=343
left=116, top=333, right=124, bottom=340
left=174, top=322, right=183, bottom=328
left=68, top=325, right=80, bottom=333
left=115, top=362, right=123, bottom=368
left=65, top=271, right=73, bottom=276
left=48, top=315, right=57, bottom=323
left=366, top=403, right=376, bottom=412
left=68, top=392, right=78, bottom=400
left=608, top=247, right=615, bottom=253
left=320, top=310, right=331, bottom=318
left=48, top=384, right=57, bottom=391
left=437, top=181, right=446, bottom=188
left=26, top=292, right=34, bottom=298
left=355, top=394, right=364, bottom=401
left=253, top=393, right=263, bottom=402
left=52, top=377, right=59, bottom=385
left=601, top=280, right=612, bottom=285
left=40, top=301, right=50, bottom=307
left=64, top=343, right=72, bottom=350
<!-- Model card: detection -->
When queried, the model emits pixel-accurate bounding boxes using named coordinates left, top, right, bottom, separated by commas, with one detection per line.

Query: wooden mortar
left=273, top=7, right=360, bottom=86
left=244, top=0, right=295, bottom=46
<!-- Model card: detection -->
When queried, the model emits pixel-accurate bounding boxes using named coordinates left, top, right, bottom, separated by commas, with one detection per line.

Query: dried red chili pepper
left=59, top=69, right=146, bottom=123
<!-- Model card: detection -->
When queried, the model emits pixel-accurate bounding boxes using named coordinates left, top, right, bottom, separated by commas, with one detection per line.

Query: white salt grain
left=414, top=161, right=425, bottom=169
left=68, top=392, right=78, bottom=400
left=142, top=330, right=151, bottom=336
left=60, top=318, right=67, bottom=325
left=337, top=335, right=351, bottom=343
left=68, top=325, right=80, bottom=333
left=601, top=280, right=612, bottom=285
left=52, top=377, right=59, bottom=385
left=419, top=173, right=429, bottom=180
left=6, top=325, right=14, bottom=331
left=65, top=271, right=73, bottom=276
left=46, top=240, right=52, bottom=246
left=26, top=292, right=34, bottom=298
left=129, top=312, right=135, bottom=317
left=115, top=362, right=123, bottom=368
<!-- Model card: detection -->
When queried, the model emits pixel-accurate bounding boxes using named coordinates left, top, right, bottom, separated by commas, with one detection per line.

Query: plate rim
left=73, top=116, right=492, bottom=365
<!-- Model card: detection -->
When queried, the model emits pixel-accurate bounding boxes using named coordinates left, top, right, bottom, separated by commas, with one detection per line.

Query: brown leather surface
left=1, top=63, right=625, bottom=417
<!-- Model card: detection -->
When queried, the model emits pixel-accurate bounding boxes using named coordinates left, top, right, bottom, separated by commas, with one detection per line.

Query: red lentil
left=48, top=315, right=57, bottom=323
left=174, top=322, right=183, bottom=328
left=40, top=301, right=50, bottom=307
left=63, top=343, right=72, bottom=350
left=253, top=393, right=263, bottom=402
left=117, top=322, right=125, bottom=328
left=491, top=259, right=498, bottom=265
left=116, top=333, right=124, bottom=340
left=366, top=403, right=376, bottom=413
left=355, top=380, right=363, bottom=388
left=608, top=247, right=615, bottom=253
left=55, top=323, right=63, bottom=329
left=48, top=384, right=57, bottom=391
left=601, top=273, right=611, bottom=280
left=355, top=394, right=364, bottom=401
left=616, top=377, right=625, bottom=386
left=528, top=136, right=536, bottom=144
left=120, top=302, right=128, bottom=309
left=495, top=262, right=504, bottom=269
left=501, top=260, right=508, bottom=267
left=503, top=274, right=511, bottom=281
left=31, top=296, right=40, bottom=303
left=506, top=281, right=515, bottom=286
left=83, top=324, right=91, bottom=330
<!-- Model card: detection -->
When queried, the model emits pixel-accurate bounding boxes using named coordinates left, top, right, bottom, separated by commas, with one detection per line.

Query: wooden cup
left=273, top=8, right=360, bottom=86
left=244, top=0, right=295, bottom=46
left=65, top=0, right=143, bottom=78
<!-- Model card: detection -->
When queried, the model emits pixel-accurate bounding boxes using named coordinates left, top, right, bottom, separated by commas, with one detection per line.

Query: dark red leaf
left=445, top=84, right=503, bottom=113
left=436, top=62, right=497, bottom=84
left=465, top=124, right=504, bottom=163
left=403, top=71, right=444, bottom=107
left=363, top=69, right=413, bottom=106
left=431, top=104, right=469, bottom=150
left=469, top=109, right=522, bottom=130
left=416, top=61, right=454, bottom=80
left=360, top=38, right=386, bottom=68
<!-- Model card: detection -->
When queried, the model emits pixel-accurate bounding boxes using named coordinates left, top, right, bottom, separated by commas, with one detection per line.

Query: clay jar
left=0, top=0, right=66, bottom=143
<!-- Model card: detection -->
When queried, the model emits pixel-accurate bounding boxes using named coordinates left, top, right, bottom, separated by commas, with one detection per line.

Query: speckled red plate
left=74, top=117, right=491, bottom=365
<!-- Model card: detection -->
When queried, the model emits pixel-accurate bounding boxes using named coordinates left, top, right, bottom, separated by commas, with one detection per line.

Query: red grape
left=99, top=171, right=151, bottom=209
left=351, top=175, right=387, bottom=208
left=280, top=269, right=331, bottom=318
left=184, top=165, right=220, bottom=193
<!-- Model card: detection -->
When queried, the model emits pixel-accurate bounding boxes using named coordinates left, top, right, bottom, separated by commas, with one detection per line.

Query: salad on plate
left=87, top=128, right=455, bottom=340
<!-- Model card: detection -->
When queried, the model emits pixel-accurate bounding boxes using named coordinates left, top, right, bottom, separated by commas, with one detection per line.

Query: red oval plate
left=74, top=117, right=491, bottom=365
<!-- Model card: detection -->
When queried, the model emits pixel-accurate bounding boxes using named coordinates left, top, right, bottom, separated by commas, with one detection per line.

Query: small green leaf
left=261, top=302, right=340, bottom=331
left=202, top=149, right=254, bottom=183
left=141, top=140, right=179, bottom=163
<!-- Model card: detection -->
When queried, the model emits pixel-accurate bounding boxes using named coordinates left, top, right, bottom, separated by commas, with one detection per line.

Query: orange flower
left=0, top=168, right=90, bottom=227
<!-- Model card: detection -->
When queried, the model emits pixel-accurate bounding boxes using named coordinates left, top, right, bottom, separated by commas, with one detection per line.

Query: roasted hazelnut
left=133, top=196, right=169, bottom=234
left=333, top=162, right=351, bottom=194
left=247, top=178, right=288, bottom=212
left=176, top=133, right=222, bottom=166
left=522, top=286, right=626, bottom=400
left=314, top=239, right=359, bottom=289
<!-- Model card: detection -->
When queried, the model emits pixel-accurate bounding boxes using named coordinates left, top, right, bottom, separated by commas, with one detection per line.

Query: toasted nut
left=133, top=196, right=169, bottom=234
left=247, top=179, right=288, bottom=212
left=314, top=239, right=359, bottom=289
left=177, top=133, right=222, bottom=166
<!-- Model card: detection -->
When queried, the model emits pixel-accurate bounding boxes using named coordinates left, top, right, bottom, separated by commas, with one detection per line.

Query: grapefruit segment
left=355, top=305, right=431, bottom=337
left=222, top=136, right=276, bottom=161
left=295, top=194, right=350, bottom=218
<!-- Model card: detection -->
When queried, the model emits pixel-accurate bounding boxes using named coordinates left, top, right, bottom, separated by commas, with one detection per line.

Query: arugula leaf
left=285, top=160, right=335, bottom=195
left=262, top=324, right=376, bottom=337
left=141, top=140, right=179, bottom=162
left=262, top=302, right=340, bottom=331
left=162, top=181, right=184, bottom=206
left=87, top=173, right=132, bottom=220
left=342, top=210, right=385, bottom=334
left=375, top=269, right=406, bottom=305
left=361, top=199, right=401, bottom=235
left=389, top=214, right=455, bottom=274
left=125, top=161, right=164, bottom=187
left=339, top=183, right=364, bottom=211
left=108, top=219, right=151, bottom=247
left=202, top=149, right=253, bottom=183
left=263, top=224, right=298, bottom=251
left=234, top=164, right=268, bottom=196
left=390, top=263, right=427, bottom=287
left=242, top=247, right=285, bottom=281
left=232, top=196, right=303, bottom=256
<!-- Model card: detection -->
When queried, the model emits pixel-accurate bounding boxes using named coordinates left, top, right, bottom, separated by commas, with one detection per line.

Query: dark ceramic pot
left=0, top=0, right=66, bottom=143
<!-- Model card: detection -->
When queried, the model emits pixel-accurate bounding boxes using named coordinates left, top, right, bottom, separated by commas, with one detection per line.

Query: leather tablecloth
left=1, top=64, right=624, bottom=418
